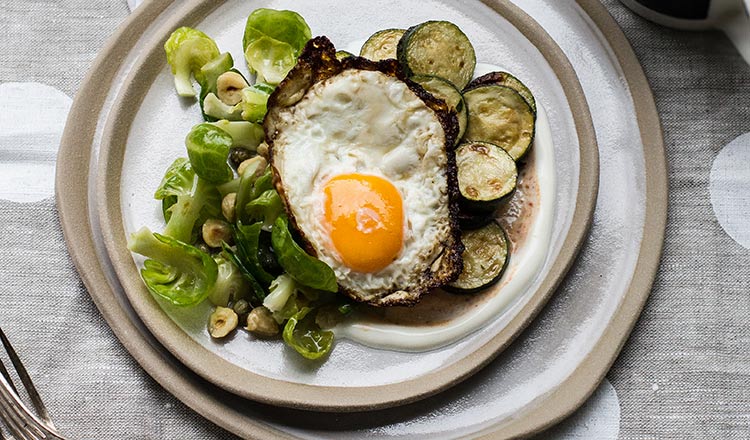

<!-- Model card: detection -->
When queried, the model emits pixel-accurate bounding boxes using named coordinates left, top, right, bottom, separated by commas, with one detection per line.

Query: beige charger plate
left=56, top=0, right=666, bottom=437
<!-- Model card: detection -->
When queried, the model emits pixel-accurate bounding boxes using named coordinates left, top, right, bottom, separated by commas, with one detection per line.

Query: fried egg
left=265, top=37, right=462, bottom=306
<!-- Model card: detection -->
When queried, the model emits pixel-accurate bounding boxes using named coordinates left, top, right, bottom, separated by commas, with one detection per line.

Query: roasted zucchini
left=463, top=85, right=535, bottom=161
left=360, top=29, right=405, bottom=61
left=412, top=75, right=468, bottom=143
left=456, top=210, right=493, bottom=231
left=445, top=221, right=509, bottom=294
left=335, top=50, right=354, bottom=60
left=466, top=71, right=536, bottom=114
left=456, top=141, right=517, bottom=212
left=397, top=21, right=476, bottom=89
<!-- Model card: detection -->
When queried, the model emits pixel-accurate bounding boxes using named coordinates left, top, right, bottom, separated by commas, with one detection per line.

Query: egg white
left=271, top=69, right=453, bottom=302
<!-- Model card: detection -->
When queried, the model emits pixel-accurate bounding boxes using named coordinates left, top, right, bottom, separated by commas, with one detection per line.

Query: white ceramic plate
left=92, top=0, right=597, bottom=410
left=56, top=0, right=665, bottom=437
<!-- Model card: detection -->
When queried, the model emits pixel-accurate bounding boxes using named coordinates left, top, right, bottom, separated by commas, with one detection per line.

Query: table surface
left=1, top=0, right=748, bottom=439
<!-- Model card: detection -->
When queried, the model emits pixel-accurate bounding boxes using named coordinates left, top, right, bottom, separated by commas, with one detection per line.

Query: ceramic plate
left=90, top=0, right=597, bottom=411
left=56, top=0, right=666, bottom=437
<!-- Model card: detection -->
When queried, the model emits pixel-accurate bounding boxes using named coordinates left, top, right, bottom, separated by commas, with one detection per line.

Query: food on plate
left=455, top=141, right=518, bottom=212
left=467, top=71, right=537, bottom=113
left=265, top=36, right=463, bottom=306
left=397, top=21, right=476, bottom=89
left=359, top=28, right=405, bottom=61
left=445, top=221, right=509, bottom=294
left=128, top=8, right=538, bottom=360
left=463, top=84, right=535, bottom=161
left=411, top=74, right=468, bottom=143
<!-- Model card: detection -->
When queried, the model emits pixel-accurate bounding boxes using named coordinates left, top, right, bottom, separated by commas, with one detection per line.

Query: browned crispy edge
left=264, top=36, right=463, bottom=307
left=463, top=71, right=515, bottom=92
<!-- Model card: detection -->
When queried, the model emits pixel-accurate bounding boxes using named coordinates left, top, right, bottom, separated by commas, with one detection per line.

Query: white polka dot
left=127, top=0, right=143, bottom=11
left=710, top=133, right=750, bottom=249
left=652, top=383, right=659, bottom=391
left=0, top=82, right=72, bottom=202
left=534, top=379, right=620, bottom=439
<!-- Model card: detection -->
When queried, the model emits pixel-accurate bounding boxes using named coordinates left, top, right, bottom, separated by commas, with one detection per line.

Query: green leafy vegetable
left=153, top=158, right=195, bottom=223
left=203, top=93, right=244, bottom=121
left=207, top=253, right=250, bottom=307
left=240, top=83, right=275, bottom=122
left=164, top=27, right=220, bottom=98
left=271, top=216, right=338, bottom=292
left=245, top=189, right=283, bottom=230
left=235, top=163, right=272, bottom=224
left=283, top=307, right=334, bottom=360
left=152, top=158, right=221, bottom=243
left=210, top=120, right=265, bottom=149
left=235, top=222, right=275, bottom=286
left=185, top=123, right=234, bottom=184
left=244, top=36, right=298, bottom=85
left=242, top=9, right=311, bottom=54
left=198, top=53, right=235, bottom=121
left=221, top=242, right=267, bottom=303
left=263, top=273, right=297, bottom=314
left=128, top=227, right=217, bottom=306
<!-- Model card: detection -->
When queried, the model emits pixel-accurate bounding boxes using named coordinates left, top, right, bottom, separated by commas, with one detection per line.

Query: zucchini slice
left=445, top=221, right=509, bottom=294
left=412, top=75, right=468, bottom=143
left=466, top=71, right=536, bottom=114
left=335, top=50, right=355, bottom=60
left=463, top=85, right=535, bottom=161
left=397, top=21, right=476, bottom=89
left=457, top=210, right=493, bottom=231
left=359, top=29, right=405, bottom=61
left=456, top=141, right=518, bottom=212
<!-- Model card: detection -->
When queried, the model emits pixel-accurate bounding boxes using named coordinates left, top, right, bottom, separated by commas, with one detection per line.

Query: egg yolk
left=323, top=174, right=404, bottom=273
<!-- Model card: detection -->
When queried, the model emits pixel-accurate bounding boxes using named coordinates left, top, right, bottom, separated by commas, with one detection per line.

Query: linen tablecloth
left=1, top=0, right=748, bottom=438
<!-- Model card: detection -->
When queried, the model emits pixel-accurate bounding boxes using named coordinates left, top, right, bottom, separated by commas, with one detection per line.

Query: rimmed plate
left=91, top=0, right=597, bottom=411
left=56, top=0, right=666, bottom=437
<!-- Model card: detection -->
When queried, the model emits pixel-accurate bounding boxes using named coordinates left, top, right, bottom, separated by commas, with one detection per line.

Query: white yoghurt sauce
left=330, top=54, right=557, bottom=351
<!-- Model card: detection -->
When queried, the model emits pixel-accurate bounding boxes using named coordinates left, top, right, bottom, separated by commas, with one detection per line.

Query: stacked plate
left=56, top=0, right=666, bottom=438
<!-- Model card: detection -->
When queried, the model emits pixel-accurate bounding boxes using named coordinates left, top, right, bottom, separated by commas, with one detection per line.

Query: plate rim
left=477, top=0, right=668, bottom=437
left=91, top=0, right=599, bottom=411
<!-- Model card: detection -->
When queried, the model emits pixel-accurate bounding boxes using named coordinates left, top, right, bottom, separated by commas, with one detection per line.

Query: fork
left=0, top=326, right=68, bottom=440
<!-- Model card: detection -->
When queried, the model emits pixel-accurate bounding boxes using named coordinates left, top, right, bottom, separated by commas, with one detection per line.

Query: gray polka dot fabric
left=0, top=0, right=748, bottom=438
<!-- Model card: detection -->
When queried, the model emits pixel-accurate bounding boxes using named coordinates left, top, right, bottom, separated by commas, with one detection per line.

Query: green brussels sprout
left=203, top=93, right=243, bottom=121
left=164, top=27, right=220, bottom=98
left=207, top=253, right=250, bottom=307
left=244, top=189, right=283, bottom=230
left=263, top=273, right=297, bottom=315
left=128, top=227, right=218, bottom=306
left=185, top=123, right=234, bottom=184
left=155, top=159, right=221, bottom=243
left=242, top=8, right=311, bottom=54
left=244, top=36, right=298, bottom=85
left=240, top=83, right=275, bottom=123
left=210, top=120, right=265, bottom=150
left=283, top=307, right=334, bottom=360
left=198, top=53, right=235, bottom=121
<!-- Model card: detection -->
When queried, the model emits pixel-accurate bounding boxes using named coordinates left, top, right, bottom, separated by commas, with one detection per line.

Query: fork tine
left=0, top=358, right=18, bottom=397
left=0, top=395, right=36, bottom=440
left=0, top=382, right=56, bottom=440
left=0, top=327, right=54, bottom=429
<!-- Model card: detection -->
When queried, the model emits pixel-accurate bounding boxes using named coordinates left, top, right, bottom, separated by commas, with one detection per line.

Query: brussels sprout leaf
left=242, top=8, right=311, bottom=54
left=164, top=27, right=220, bottom=98
left=283, top=307, right=333, bottom=360
left=128, top=227, right=217, bottom=306
left=244, top=36, right=297, bottom=85
left=185, top=123, right=234, bottom=184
